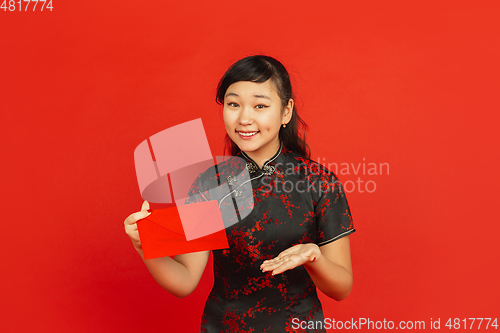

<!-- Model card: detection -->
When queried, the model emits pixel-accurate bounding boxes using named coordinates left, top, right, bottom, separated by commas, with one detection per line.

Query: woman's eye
left=227, top=102, right=239, bottom=107
left=255, top=104, right=269, bottom=109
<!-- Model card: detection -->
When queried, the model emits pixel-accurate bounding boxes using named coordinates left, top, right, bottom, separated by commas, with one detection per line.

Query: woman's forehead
left=225, top=80, right=278, bottom=99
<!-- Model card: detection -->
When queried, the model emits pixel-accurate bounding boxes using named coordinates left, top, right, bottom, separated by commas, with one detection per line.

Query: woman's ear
left=282, top=99, right=294, bottom=125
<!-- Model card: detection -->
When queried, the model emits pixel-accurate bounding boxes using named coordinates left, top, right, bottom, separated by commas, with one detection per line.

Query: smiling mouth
left=237, top=131, right=259, bottom=137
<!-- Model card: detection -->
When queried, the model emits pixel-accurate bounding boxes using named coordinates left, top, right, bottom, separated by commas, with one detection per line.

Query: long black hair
left=216, top=55, right=310, bottom=159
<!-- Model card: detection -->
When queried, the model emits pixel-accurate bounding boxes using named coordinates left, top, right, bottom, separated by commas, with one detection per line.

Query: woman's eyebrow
left=225, top=92, right=271, bottom=100
left=254, top=94, right=271, bottom=100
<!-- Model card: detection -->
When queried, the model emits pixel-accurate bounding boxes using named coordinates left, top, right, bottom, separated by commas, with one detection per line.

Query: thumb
left=141, top=200, right=150, bottom=212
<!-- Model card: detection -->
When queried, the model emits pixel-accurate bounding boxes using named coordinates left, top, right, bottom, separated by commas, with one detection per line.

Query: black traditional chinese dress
left=186, top=144, right=355, bottom=333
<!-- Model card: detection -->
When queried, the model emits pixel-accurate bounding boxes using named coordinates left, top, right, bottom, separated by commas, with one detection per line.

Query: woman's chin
left=235, top=141, right=257, bottom=153
left=238, top=144, right=257, bottom=153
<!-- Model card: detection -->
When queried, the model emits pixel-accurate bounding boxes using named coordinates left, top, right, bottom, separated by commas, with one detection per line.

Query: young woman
left=124, top=55, right=355, bottom=332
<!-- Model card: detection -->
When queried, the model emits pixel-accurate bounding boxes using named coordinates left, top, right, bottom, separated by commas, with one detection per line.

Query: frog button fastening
left=262, top=164, right=276, bottom=176
left=234, top=187, right=243, bottom=197
left=226, top=175, right=236, bottom=186
left=246, top=162, right=258, bottom=174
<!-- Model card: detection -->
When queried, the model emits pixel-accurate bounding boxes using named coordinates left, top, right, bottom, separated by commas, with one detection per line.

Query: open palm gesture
left=260, top=243, right=321, bottom=275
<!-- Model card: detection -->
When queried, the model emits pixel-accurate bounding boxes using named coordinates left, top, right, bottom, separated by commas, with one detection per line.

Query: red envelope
left=137, top=201, right=229, bottom=259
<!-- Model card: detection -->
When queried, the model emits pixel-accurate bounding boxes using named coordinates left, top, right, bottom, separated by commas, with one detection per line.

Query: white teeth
left=238, top=131, right=258, bottom=136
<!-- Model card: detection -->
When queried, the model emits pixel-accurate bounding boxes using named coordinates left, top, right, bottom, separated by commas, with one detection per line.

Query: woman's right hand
left=123, top=200, right=210, bottom=297
left=124, top=200, right=151, bottom=252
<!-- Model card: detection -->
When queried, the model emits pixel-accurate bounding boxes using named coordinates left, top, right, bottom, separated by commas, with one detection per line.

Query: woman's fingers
left=124, top=205, right=151, bottom=227
left=261, top=257, right=288, bottom=268
left=124, top=201, right=152, bottom=244
left=261, top=256, right=300, bottom=275
left=261, top=255, right=296, bottom=270
left=271, top=260, right=297, bottom=275
left=260, top=260, right=284, bottom=273
left=141, top=200, right=150, bottom=212
left=123, top=201, right=153, bottom=252
left=260, top=244, right=321, bottom=275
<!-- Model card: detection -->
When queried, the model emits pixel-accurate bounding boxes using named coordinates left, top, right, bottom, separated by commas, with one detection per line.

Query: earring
left=283, top=124, right=286, bottom=128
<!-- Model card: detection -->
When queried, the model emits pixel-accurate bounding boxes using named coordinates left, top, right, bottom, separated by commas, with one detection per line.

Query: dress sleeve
left=315, top=175, right=355, bottom=246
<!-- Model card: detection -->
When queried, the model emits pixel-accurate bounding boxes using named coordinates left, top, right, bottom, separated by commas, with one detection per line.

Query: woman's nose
left=238, top=106, right=253, bottom=125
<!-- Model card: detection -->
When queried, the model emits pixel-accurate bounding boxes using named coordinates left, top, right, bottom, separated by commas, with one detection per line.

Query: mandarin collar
left=238, top=142, right=286, bottom=176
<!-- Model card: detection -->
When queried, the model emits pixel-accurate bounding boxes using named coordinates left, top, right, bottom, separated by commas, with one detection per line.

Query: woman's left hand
left=260, top=243, right=321, bottom=275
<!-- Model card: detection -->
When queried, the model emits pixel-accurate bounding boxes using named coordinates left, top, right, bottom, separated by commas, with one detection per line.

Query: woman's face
left=223, top=80, right=293, bottom=166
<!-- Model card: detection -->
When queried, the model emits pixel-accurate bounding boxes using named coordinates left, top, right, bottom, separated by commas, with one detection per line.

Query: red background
left=1, top=1, right=499, bottom=332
